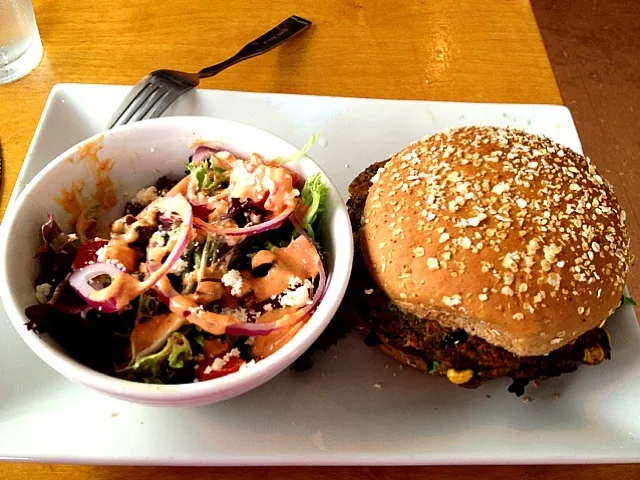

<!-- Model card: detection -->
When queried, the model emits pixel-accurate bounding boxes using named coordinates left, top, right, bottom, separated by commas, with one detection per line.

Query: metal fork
left=107, top=15, right=311, bottom=129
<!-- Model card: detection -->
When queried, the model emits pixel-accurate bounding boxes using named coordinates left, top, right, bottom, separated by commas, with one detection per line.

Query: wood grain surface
left=0, top=0, right=637, bottom=478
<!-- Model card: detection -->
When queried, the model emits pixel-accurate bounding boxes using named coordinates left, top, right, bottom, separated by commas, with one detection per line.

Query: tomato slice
left=195, top=356, right=245, bottom=381
left=71, top=240, right=108, bottom=270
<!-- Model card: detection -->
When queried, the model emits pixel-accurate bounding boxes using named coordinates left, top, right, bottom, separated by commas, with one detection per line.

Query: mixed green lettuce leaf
left=186, top=160, right=228, bottom=192
left=280, top=133, right=320, bottom=164
left=299, top=172, right=329, bottom=240
left=121, top=332, right=193, bottom=378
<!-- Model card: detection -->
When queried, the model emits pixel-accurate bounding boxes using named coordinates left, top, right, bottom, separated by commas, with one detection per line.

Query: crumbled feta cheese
left=364, top=289, right=374, bottom=295
left=203, top=348, right=242, bottom=375
left=283, top=188, right=300, bottom=204
left=288, top=276, right=303, bottom=289
left=229, top=161, right=259, bottom=199
left=187, top=305, right=204, bottom=316
left=220, top=307, right=249, bottom=323
left=208, top=357, right=226, bottom=373
left=35, top=283, right=52, bottom=304
left=149, top=230, right=167, bottom=247
left=280, top=279, right=313, bottom=308
left=133, top=186, right=158, bottom=205
left=105, top=258, right=127, bottom=272
left=167, top=223, right=183, bottom=238
left=95, top=246, right=107, bottom=262
left=263, top=304, right=274, bottom=312
left=262, top=174, right=276, bottom=192
left=221, top=269, right=244, bottom=297
left=170, top=258, right=188, bottom=274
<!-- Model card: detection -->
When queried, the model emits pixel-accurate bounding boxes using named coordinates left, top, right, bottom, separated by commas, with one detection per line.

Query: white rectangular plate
left=2, top=84, right=639, bottom=465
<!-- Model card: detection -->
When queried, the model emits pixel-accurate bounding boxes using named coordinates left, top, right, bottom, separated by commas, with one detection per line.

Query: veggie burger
left=344, top=126, right=630, bottom=394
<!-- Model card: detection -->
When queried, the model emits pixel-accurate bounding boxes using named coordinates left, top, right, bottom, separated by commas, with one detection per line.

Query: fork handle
left=198, top=15, right=311, bottom=78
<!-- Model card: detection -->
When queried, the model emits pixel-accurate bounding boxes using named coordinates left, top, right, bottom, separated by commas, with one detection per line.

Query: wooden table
left=0, top=0, right=637, bottom=479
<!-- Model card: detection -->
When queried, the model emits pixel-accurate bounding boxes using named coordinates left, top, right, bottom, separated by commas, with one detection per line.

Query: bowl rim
left=0, top=115, right=353, bottom=404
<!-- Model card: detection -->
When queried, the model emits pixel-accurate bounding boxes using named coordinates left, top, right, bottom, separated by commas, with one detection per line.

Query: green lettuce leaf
left=622, top=295, right=637, bottom=306
left=187, top=159, right=213, bottom=190
left=280, top=133, right=320, bottom=164
left=428, top=360, right=441, bottom=374
left=186, top=160, right=228, bottom=192
left=299, top=172, right=329, bottom=240
left=121, top=332, right=192, bottom=377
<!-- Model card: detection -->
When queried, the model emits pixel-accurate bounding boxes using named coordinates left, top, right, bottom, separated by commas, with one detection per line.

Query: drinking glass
left=0, top=0, right=43, bottom=85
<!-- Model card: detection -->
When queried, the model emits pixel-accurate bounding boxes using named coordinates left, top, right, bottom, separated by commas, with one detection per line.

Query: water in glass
left=0, top=0, right=42, bottom=84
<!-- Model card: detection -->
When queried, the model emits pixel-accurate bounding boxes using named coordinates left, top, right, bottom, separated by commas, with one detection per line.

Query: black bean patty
left=344, top=161, right=612, bottom=394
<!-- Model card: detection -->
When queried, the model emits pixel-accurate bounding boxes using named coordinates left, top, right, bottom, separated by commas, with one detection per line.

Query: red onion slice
left=194, top=202, right=295, bottom=237
left=192, top=143, right=249, bottom=163
left=70, top=195, right=193, bottom=312
left=138, top=195, right=193, bottom=291
left=225, top=306, right=309, bottom=337
left=69, top=262, right=124, bottom=313
left=225, top=322, right=278, bottom=336
left=192, top=146, right=220, bottom=164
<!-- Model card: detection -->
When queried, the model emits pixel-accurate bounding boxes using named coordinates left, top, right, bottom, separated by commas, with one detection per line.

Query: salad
left=26, top=143, right=329, bottom=384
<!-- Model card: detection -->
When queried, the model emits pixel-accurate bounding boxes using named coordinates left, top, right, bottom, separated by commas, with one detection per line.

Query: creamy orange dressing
left=90, top=272, right=142, bottom=310
left=75, top=205, right=100, bottom=241
left=147, top=235, right=176, bottom=264
left=251, top=250, right=276, bottom=268
left=130, top=176, right=190, bottom=222
left=193, top=281, right=224, bottom=305
left=202, top=338, right=229, bottom=358
left=263, top=165, right=296, bottom=213
left=55, top=180, right=86, bottom=228
left=103, top=206, right=158, bottom=270
left=227, top=155, right=296, bottom=215
left=111, top=216, right=130, bottom=234
left=183, top=309, right=239, bottom=335
left=168, top=294, right=239, bottom=335
left=243, top=235, right=320, bottom=302
left=130, top=312, right=186, bottom=358
left=76, top=137, right=104, bottom=163
left=155, top=276, right=174, bottom=297
left=125, top=207, right=159, bottom=240
left=57, top=138, right=117, bottom=227
left=252, top=306, right=303, bottom=359
left=207, top=197, right=229, bottom=220
left=184, top=264, right=228, bottom=284
left=103, top=238, right=139, bottom=272
left=166, top=176, right=190, bottom=197
left=220, top=291, right=239, bottom=309
left=94, top=158, right=117, bottom=211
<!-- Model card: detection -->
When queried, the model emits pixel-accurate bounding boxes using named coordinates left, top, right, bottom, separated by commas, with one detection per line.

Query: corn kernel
left=583, top=345, right=605, bottom=365
left=446, top=368, right=474, bottom=385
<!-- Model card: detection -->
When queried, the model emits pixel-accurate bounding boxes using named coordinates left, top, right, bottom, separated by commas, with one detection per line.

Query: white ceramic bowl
left=0, top=116, right=353, bottom=407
